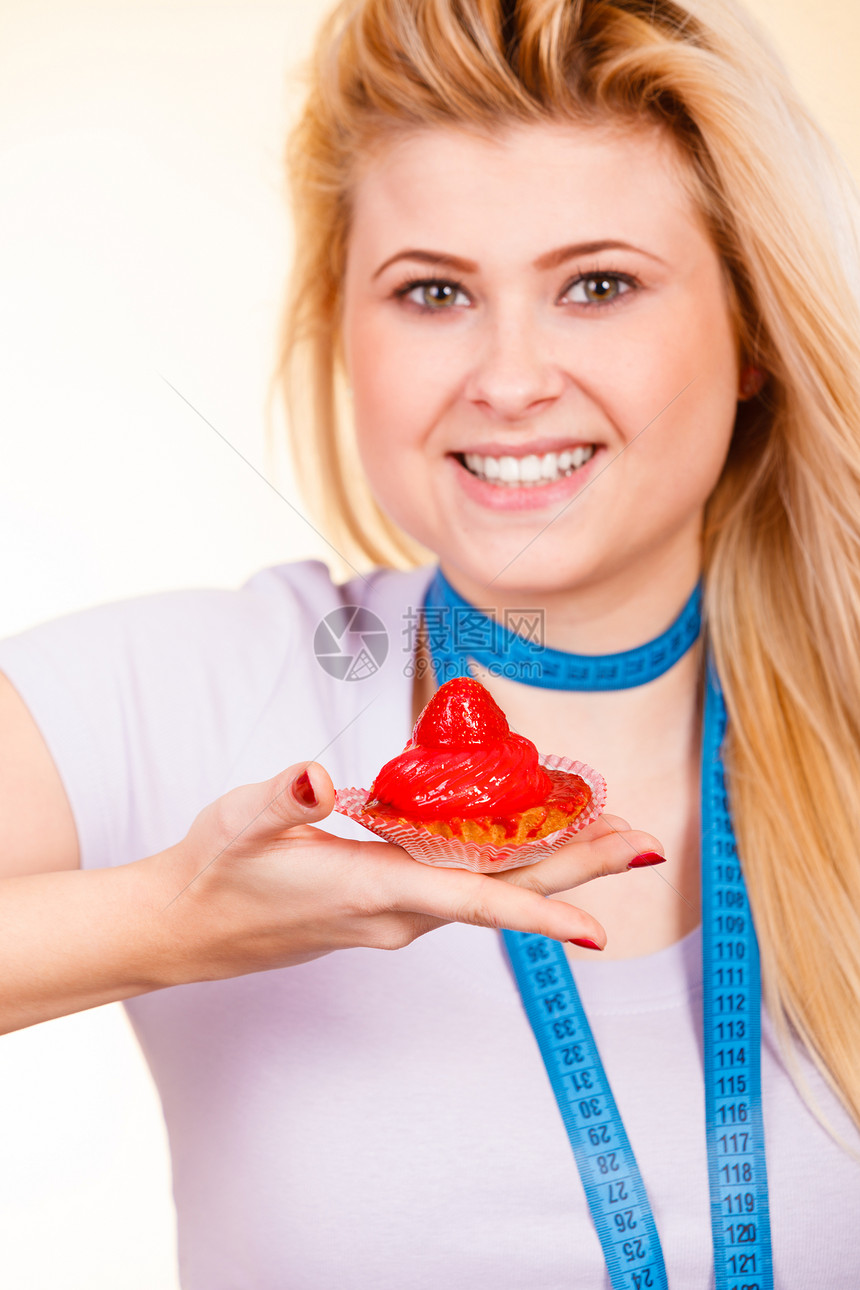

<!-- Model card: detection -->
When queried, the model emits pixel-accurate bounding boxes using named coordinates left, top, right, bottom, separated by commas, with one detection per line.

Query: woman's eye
left=562, top=274, right=633, bottom=306
left=401, top=280, right=471, bottom=310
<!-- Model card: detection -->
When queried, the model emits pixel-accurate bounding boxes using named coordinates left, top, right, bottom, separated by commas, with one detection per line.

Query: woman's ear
left=738, top=364, right=766, bottom=400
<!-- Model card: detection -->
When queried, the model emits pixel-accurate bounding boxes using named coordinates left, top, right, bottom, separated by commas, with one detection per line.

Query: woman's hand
left=155, top=761, right=664, bottom=984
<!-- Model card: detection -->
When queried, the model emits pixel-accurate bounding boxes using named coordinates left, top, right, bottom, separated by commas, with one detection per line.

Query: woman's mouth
left=455, top=445, right=596, bottom=487
left=448, top=443, right=604, bottom=511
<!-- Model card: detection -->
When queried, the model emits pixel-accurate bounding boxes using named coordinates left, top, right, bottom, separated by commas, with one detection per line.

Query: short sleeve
left=0, top=561, right=333, bottom=870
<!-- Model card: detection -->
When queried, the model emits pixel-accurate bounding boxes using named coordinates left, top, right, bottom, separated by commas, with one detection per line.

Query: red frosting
left=367, top=677, right=553, bottom=820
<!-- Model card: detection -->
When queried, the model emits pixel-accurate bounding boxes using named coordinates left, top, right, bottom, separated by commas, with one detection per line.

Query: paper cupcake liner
left=334, top=755, right=607, bottom=874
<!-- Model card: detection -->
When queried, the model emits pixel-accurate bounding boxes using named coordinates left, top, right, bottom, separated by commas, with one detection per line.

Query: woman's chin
left=433, top=536, right=605, bottom=603
left=375, top=455, right=616, bottom=593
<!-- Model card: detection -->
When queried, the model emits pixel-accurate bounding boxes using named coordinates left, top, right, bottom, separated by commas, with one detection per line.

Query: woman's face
left=341, top=120, right=741, bottom=598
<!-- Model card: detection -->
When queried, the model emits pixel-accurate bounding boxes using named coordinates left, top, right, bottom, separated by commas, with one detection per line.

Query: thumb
left=217, top=761, right=335, bottom=844
left=265, top=761, right=335, bottom=828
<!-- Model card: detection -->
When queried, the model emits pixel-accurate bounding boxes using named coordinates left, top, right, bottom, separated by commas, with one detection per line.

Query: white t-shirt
left=1, top=558, right=859, bottom=1289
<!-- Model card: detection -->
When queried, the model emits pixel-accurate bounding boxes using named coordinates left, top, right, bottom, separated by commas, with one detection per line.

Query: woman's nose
left=463, top=312, right=566, bottom=419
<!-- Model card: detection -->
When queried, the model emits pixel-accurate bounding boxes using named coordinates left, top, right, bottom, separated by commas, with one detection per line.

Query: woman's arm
left=0, top=669, right=191, bottom=1030
left=1, top=667, right=664, bottom=1035
left=0, top=853, right=187, bottom=1033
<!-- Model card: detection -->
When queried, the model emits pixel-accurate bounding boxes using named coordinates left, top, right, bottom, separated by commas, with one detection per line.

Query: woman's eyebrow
left=534, top=239, right=667, bottom=269
left=373, top=238, right=665, bottom=280
left=372, top=249, right=477, bottom=279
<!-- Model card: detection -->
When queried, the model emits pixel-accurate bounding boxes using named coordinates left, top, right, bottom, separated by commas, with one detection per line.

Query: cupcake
left=335, top=677, right=606, bottom=873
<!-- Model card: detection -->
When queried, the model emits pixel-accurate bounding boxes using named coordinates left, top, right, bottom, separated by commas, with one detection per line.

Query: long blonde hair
left=271, top=0, right=860, bottom=1134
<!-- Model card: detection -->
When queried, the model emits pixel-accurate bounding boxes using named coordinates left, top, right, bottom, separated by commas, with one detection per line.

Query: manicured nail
left=627, top=851, right=666, bottom=869
left=292, top=769, right=318, bottom=808
left=568, top=937, right=603, bottom=951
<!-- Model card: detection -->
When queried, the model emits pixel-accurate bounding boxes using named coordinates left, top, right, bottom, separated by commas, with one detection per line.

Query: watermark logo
left=401, top=604, right=545, bottom=653
left=313, top=605, right=389, bottom=681
left=314, top=603, right=547, bottom=682
left=401, top=603, right=546, bottom=681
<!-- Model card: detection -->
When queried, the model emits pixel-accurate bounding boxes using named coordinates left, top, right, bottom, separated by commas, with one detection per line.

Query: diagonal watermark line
left=600, top=816, right=697, bottom=911
left=162, top=693, right=381, bottom=909
left=487, top=376, right=699, bottom=585
left=158, top=373, right=370, bottom=586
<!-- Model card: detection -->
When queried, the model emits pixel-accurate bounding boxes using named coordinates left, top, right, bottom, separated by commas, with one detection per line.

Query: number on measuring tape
left=702, top=670, right=773, bottom=1290
left=503, top=930, right=669, bottom=1290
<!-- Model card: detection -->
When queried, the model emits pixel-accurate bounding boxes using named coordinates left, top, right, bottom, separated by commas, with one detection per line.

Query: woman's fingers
left=499, top=813, right=665, bottom=896
left=379, top=835, right=616, bottom=939
left=351, top=806, right=665, bottom=947
left=384, top=848, right=609, bottom=945
left=573, top=811, right=632, bottom=838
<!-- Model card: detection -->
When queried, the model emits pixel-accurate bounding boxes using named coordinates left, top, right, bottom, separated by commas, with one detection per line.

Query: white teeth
left=540, top=452, right=559, bottom=480
left=462, top=445, right=596, bottom=486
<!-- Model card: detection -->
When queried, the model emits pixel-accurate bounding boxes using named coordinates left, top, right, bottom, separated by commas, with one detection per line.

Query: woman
left=2, top=0, right=860, bottom=1285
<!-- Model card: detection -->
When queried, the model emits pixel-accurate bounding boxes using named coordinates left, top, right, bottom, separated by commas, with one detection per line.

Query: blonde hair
left=271, top=0, right=860, bottom=1135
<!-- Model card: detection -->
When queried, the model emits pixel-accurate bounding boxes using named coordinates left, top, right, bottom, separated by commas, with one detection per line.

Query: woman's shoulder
left=0, top=558, right=435, bottom=671
left=0, top=555, right=438, bottom=746
left=0, top=558, right=438, bottom=783
left=240, top=556, right=435, bottom=626
left=238, top=557, right=438, bottom=680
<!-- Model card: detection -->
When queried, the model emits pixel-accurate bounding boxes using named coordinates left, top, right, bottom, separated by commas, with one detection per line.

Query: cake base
left=334, top=755, right=607, bottom=874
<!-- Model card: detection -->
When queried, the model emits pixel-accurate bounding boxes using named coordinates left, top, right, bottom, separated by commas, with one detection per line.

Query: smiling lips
left=459, top=444, right=596, bottom=486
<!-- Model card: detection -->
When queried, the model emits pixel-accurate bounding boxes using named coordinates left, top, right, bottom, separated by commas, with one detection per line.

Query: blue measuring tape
left=701, top=656, right=773, bottom=1290
left=422, top=571, right=703, bottom=690
left=423, top=568, right=773, bottom=1289
left=503, top=929, right=668, bottom=1288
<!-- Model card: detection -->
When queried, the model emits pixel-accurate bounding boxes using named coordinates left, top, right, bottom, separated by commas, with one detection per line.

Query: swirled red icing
left=367, top=677, right=553, bottom=820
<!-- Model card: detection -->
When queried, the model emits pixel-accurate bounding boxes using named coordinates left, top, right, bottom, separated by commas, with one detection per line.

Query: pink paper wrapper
left=334, top=754, right=607, bottom=874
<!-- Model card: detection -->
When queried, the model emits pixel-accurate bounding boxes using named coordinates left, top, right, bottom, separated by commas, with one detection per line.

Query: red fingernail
left=568, top=938, right=603, bottom=951
left=627, top=851, right=666, bottom=869
left=292, top=769, right=318, bottom=808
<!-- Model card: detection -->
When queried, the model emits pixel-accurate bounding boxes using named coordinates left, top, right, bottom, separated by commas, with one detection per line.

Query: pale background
left=0, top=1, right=858, bottom=1286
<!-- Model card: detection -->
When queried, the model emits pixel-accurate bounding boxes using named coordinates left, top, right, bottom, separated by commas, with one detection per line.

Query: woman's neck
left=438, top=532, right=703, bottom=657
